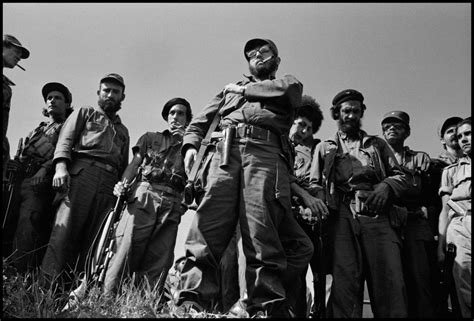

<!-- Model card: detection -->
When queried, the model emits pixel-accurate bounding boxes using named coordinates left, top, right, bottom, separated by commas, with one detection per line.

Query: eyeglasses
left=246, top=46, right=273, bottom=60
left=382, top=123, right=405, bottom=131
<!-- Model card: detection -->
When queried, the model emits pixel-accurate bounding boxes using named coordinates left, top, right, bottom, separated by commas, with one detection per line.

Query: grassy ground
left=2, top=258, right=230, bottom=318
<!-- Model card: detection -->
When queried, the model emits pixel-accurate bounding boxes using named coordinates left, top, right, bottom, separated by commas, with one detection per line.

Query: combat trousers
left=327, top=203, right=408, bottom=318
left=178, top=137, right=294, bottom=316
left=103, top=181, right=185, bottom=296
left=402, top=215, right=437, bottom=318
left=218, top=228, right=242, bottom=312
left=447, top=215, right=471, bottom=318
left=219, top=211, right=314, bottom=314
left=40, top=160, right=118, bottom=286
left=11, top=177, right=54, bottom=272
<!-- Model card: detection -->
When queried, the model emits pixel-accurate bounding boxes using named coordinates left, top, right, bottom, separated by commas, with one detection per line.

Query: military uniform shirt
left=20, top=120, right=65, bottom=175
left=309, top=130, right=411, bottom=209
left=438, top=150, right=459, bottom=166
left=439, top=156, right=471, bottom=220
left=183, top=74, right=303, bottom=152
left=134, top=130, right=186, bottom=192
left=54, top=105, right=129, bottom=173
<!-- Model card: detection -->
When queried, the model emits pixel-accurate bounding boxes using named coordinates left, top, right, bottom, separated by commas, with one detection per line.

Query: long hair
left=298, top=95, right=324, bottom=134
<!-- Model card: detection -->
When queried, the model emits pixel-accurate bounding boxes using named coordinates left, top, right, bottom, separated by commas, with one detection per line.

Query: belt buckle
left=244, top=125, right=252, bottom=138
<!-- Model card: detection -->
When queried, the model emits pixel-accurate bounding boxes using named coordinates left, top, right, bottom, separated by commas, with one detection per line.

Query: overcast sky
left=3, top=3, right=471, bottom=260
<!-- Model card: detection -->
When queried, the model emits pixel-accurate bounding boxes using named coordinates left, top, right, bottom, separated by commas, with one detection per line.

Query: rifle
left=311, top=218, right=326, bottom=319
left=184, top=95, right=227, bottom=205
left=2, top=138, right=23, bottom=229
left=86, top=178, right=129, bottom=285
left=62, top=179, right=129, bottom=311
left=291, top=195, right=326, bottom=318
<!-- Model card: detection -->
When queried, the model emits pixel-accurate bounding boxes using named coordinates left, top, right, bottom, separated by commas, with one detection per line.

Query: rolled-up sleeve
left=439, top=167, right=454, bottom=197
left=53, top=107, right=87, bottom=164
left=244, top=74, right=303, bottom=108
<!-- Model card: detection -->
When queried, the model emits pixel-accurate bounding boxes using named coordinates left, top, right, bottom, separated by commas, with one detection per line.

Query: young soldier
left=7, top=83, right=73, bottom=272
left=309, top=89, right=413, bottom=317
left=426, top=116, right=464, bottom=317
left=287, top=95, right=328, bottom=317
left=178, top=38, right=312, bottom=317
left=40, top=74, right=129, bottom=289
left=103, top=97, right=192, bottom=297
left=381, top=111, right=437, bottom=317
left=437, top=117, right=471, bottom=318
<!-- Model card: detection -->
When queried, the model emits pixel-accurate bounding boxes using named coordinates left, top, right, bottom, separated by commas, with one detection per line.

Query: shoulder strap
left=186, top=93, right=227, bottom=185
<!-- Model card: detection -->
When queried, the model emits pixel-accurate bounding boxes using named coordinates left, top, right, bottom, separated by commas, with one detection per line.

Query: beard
left=249, top=58, right=279, bottom=79
left=337, top=118, right=361, bottom=135
left=98, top=97, right=122, bottom=113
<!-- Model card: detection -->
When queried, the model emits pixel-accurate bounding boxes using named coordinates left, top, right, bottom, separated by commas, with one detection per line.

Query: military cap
left=100, top=73, right=125, bottom=89
left=332, top=89, right=364, bottom=107
left=3, top=34, right=30, bottom=59
left=162, top=97, right=192, bottom=123
left=244, top=38, right=278, bottom=61
left=439, top=116, right=463, bottom=138
left=381, top=110, right=410, bottom=128
left=42, top=82, right=72, bottom=104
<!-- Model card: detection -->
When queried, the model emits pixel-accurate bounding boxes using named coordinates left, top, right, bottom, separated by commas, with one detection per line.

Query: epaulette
left=443, top=162, right=458, bottom=172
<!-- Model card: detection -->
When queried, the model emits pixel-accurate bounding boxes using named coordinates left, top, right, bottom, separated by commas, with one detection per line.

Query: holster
left=220, top=126, right=235, bottom=168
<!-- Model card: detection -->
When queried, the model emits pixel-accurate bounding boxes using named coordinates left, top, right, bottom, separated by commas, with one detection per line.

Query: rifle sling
left=187, top=94, right=227, bottom=184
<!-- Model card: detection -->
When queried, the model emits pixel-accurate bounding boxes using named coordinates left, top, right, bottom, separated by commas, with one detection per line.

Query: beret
left=162, top=97, right=192, bottom=121
left=332, top=89, right=364, bottom=107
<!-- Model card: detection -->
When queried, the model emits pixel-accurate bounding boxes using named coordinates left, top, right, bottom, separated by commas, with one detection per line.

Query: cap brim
left=101, top=77, right=124, bottom=88
left=244, top=38, right=270, bottom=59
left=42, top=82, right=69, bottom=101
left=12, top=44, right=29, bottom=59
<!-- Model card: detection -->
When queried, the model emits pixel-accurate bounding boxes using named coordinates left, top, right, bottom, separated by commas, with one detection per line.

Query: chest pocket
left=335, top=146, right=381, bottom=188
left=81, top=113, right=112, bottom=150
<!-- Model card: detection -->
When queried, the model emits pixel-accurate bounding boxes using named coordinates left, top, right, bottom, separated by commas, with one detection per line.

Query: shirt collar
left=458, top=156, right=471, bottom=165
left=243, top=74, right=276, bottom=82
left=403, top=146, right=416, bottom=156
left=96, top=105, right=122, bottom=124
left=338, top=129, right=366, bottom=141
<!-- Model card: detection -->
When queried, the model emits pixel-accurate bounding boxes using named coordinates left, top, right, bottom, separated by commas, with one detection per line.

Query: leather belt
left=211, top=124, right=280, bottom=145
left=148, top=182, right=183, bottom=199
left=235, top=123, right=280, bottom=145
left=75, top=157, right=118, bottom=176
